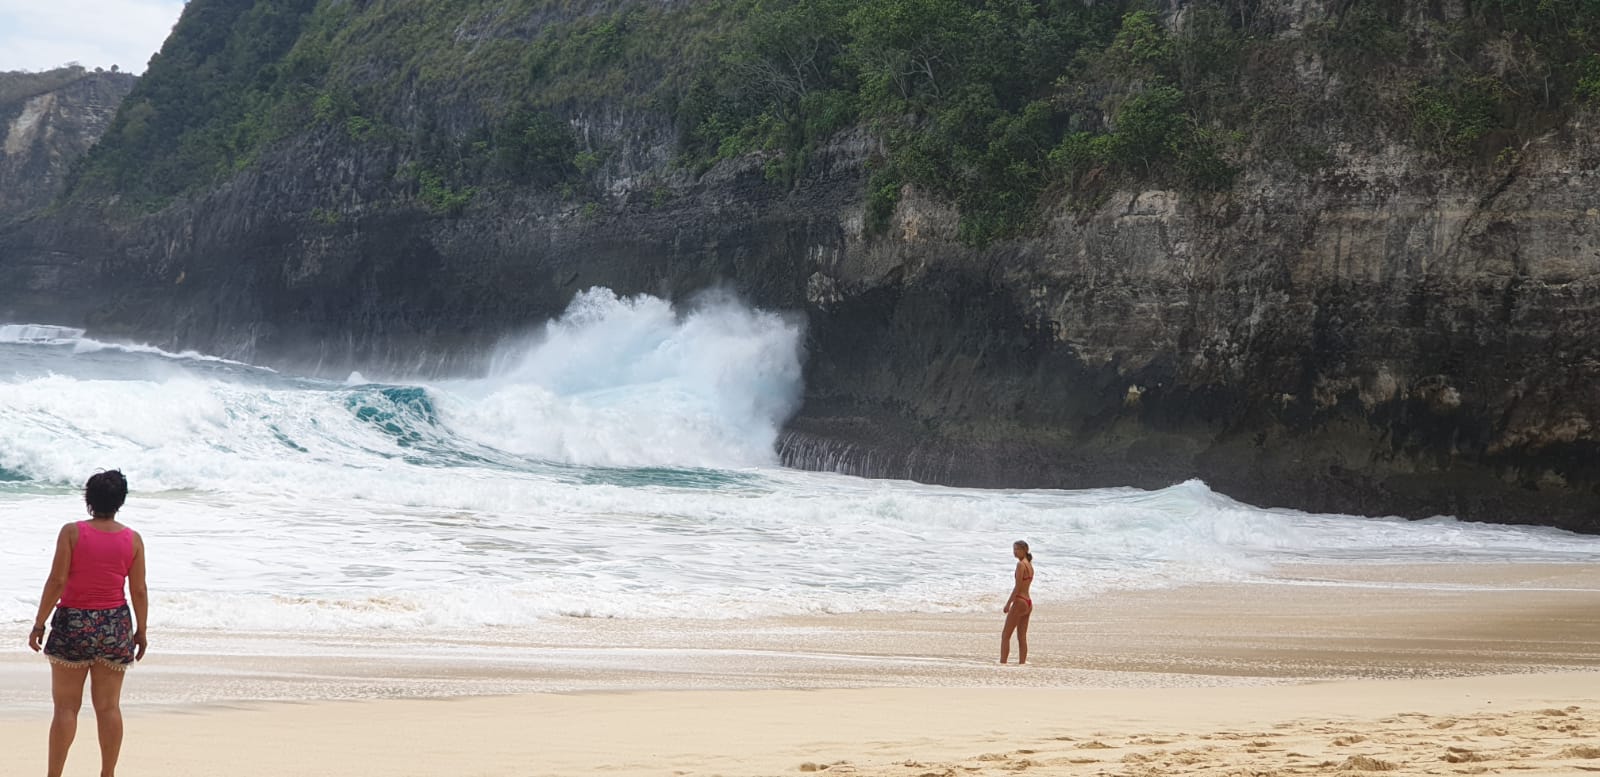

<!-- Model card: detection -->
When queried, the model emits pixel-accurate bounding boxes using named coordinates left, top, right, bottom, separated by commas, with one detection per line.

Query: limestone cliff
left=1, top=0, right=1597, bottom=530
left=0, top=68, right=137, bottom=222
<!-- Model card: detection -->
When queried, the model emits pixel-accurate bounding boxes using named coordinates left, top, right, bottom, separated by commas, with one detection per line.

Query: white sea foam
left=3, top=293, right=1600, bottom=633
left=0, top=321, right=267, bottom=368
left=0, top=324, right=85, bottom=344
left=447, top=287, right=805, bottom=469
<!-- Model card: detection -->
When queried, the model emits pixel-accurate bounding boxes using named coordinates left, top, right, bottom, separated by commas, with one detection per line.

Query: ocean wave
left=4, top=294, right=1600, bottom=633
left=0, top=321, right=272, bottom=370
left=0, top=289, right=805, bottom=487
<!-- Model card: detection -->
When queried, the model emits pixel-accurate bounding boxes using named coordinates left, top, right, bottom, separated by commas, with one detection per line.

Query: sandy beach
left=4, top=562, right=1600, bottom=775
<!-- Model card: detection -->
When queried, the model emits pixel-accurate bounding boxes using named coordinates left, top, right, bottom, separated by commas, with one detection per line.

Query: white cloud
left=0, top=0, right=187, bottom=75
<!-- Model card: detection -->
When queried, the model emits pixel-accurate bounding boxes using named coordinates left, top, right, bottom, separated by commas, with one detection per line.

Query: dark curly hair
left=85, top=470, right=128, bottom=516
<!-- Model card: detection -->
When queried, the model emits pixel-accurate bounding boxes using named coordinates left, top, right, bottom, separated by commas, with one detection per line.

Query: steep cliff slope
left=1, top=0, right=1597, bottom=529
left=0, top=67, right=137, bottom=222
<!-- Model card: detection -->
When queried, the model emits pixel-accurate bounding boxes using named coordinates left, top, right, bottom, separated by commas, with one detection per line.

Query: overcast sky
left=0, top=0, right=187, bottom=74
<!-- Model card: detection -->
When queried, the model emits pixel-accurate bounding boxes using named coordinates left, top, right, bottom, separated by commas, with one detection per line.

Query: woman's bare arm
left=128, top=532, right=149, bottom=660
left=28, top=524, right=74, bottom=649
left=1004, top=562, right=1023, bottom=613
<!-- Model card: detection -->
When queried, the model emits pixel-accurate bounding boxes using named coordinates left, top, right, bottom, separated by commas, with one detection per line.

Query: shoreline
left=4, top=562, right=1600, bottom=774
left=5, top=562, right=1600, bottom=708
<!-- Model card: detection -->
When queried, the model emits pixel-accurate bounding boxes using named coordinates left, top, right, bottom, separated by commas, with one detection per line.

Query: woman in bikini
left=27, top=470, right=148, bottom=777
left=1001, top=540, right=1033, bottom=664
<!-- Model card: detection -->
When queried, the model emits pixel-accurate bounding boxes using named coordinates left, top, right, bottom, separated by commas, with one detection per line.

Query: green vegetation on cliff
left=69, top=0, right=320, bottom=200
left=688, top=0, right=1600, bottom=240
left=67, top=0, right=1600, bottom=233
left=0, top=66, right=100, bottom=107
left=67, top=0, right=731, bottom=209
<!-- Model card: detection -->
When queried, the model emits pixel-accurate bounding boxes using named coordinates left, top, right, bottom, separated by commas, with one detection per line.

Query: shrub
left=864, top=169, right=902, bottom=234
left=414, top=167, right=474, bottom=216
left=1408, top=78, right=1506, bottom=158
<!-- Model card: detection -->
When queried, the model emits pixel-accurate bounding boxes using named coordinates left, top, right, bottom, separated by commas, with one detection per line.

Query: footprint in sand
left=1333, top=735, right=1368, bottom=746
left=1117, top=767, right=1167, bottom=777
left=1074, top=741, right=1113, bottom=750
left=798, top=762, right=854, bottom=773
left=1336, top=755, right=1398, bottom=771
left=1441, top=746, right=1489, bottom=763
left=1560, top=745, right=1600, bottom=758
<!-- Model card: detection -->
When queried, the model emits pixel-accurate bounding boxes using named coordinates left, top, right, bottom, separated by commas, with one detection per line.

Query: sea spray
left=446, top=287, right=805, bottom=469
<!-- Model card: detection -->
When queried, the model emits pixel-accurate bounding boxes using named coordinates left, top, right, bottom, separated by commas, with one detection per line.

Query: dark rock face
left=0, top=70, right=136, bottom=222
left=792, top=134, right=1600, bottom=532
left=2, top=13, right=1598, bottom=531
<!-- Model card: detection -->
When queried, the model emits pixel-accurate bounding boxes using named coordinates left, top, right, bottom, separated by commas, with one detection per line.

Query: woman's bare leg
left=48, top=663, right=89, bottom=777
left=88, top=663, right=127, bottom=777
left=1000, top=609, right=1020, bottom=664
left=1017, top=606, right=1031, bottom=665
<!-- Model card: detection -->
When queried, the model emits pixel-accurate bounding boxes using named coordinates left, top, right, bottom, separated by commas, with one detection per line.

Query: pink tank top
left=58, top=521, right=135, bottom=610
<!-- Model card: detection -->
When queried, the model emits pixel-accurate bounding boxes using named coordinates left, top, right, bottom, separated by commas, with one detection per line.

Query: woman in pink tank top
left=27, top=470, right=148, bottom=777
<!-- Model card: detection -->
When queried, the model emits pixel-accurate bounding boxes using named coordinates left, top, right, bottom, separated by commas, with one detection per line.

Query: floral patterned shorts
left=43, top=605, right=135, bottom=671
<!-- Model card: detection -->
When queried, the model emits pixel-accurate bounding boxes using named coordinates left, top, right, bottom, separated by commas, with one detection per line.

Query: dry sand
left=3, top=562, right=1600, bottom=776
left=7, top=674, right=1597, bottom=776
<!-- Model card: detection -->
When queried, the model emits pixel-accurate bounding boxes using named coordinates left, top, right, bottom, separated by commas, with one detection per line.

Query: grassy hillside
left=68, top=0, right=1600, bottom=237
